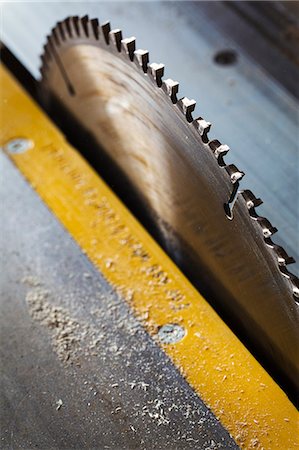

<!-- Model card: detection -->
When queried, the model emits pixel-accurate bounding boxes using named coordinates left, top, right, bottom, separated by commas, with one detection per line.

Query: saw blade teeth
left=81, top=15, right=90, bottom=37
left=225, top=164, right=245, bottom=183
left=134, top=49, right=149, bottom=73
left=101, top=21, right=111, bottom=44
left=109, top=29, right=123, bottom=52
left=57, top=21, right=66, bottom=41
left=193, top=117, right=211, bottom=143
left=209, top=140, right=230, bottom=165
left=280, top=267, right=299, bottom=300
left=51, top=27, right=60, bottom=46
left=148, top=63, right=165, bottom=87
left=63, top=17, right=73, bottom=38
left=256, top=217, right=278, bottom=238
left=121, top=37, right=136, bottom=61
left=265, top=238, right=296, bottom=266
left=71, top=16, right=80, bottom=37
left=241, top=190, right=263, bottom=209
left=89, top=18, right=100, bottom=40
left=177, top=97, right=196, bottom=123
left=162, top=79, right=179, bottom=104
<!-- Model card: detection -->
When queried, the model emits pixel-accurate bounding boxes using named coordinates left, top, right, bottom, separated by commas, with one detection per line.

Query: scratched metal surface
left=1, top=1, right=298, bottom=273
left=0, top=152, right=238, bottom=449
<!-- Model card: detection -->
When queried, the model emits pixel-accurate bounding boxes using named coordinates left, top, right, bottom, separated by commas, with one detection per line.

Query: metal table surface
left=0, top=152, right=238, bottom=449
left=1, top=1, right=298, bottom=272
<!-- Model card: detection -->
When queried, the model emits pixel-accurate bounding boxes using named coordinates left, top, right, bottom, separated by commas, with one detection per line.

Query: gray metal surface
left=0, top=152, right=238, bottom=449
left=1, top=1, right=298, bottom=272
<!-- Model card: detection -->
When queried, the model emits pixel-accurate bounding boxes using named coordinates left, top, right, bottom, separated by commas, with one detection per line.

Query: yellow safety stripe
left=1, top=64, right=298, bottom=449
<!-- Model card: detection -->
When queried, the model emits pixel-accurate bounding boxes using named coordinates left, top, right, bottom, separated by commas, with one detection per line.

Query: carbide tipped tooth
left=225, top=164, right=245, bottom=183
left=162, top=79, right=179, bottom=103
left=257, top=218, right=277, bottom=238
left=72, top=16, right=80, bottom=37
left=193, top=117, right=211, bottom=143
left=209, top=140, right=229, bottom=165
left=109, top=29, right=123, bottom=52
left=64, top=17, right=73, bottom=38
left=101, top=21, right=111, bottom=44
left=280, top=268, right=299, bottom=299
left=90, top=18, right=99, bottom=40
left=57, top=21, right=66, bottom=41
left=265, top=238, right=295, bottom=265
left=43, top=41, right=53, bottom=61
left=134, top=49, right=149, bottom=73
left=241, top=190, right=263, bottom=209
left=121, top=37, right=136, bottom=61
left=178, top=97, right=196, bottom=123
left=81, top=15, right=90, bottom=37
left=148, top=63, right=164, bottom=87
left=51, top=28, right=60, bottom=46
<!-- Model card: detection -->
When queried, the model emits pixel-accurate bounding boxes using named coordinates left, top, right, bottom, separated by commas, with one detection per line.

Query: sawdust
left=25, top=286, right=103, bottom=365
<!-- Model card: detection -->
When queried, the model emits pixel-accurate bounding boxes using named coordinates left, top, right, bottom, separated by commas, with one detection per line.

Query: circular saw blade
left=40, top=15, right=298, bottom=390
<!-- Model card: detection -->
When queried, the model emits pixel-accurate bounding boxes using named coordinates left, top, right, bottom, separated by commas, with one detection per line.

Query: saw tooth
left=63, top=17, right=73, bottom=38
left=225, top=164, right=245, bottom=183
left=209, top=140, right=229, bottom=166
left=241, top=190, right=263, bottom=209
left=265, top=238, right=295, bottom=265
left=57, top=21, right=66, bottom=41
left=81, top=15, right=90, bottom=37
left=42, top=41, right=53, bottom=62
left=89, top=18, right=100, bottom=40
left=148, top=63, right=164, bottom=87
left=178, top=97, right=196, bottom=123
left=51, top=27, right=60, bottom=46
left=71, top=16, right=80, bottom=37
left=121, top=37, right=136, bottom=61
left=280, top=267, right=299, bottom=300
left=193, top=117, right=211, bottom=143
left=256, top=217, right=278, bottom=238
left=162, top=79, right=179, bottom=104
left=101, top=21, right=111, bottom=44
left=109, top=29, right=123, bottom=52
left=134, top=49, right=149, bottom=73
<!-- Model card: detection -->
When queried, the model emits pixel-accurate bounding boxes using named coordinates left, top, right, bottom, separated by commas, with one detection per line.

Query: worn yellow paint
left=1, top=64, right=298, bottom=449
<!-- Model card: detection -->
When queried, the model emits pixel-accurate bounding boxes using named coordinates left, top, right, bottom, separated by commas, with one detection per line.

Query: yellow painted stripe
left=1, top=65, right=298, bottom=449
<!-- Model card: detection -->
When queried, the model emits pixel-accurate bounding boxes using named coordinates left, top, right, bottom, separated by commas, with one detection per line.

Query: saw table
left=1, top=2, right=299, bottom=449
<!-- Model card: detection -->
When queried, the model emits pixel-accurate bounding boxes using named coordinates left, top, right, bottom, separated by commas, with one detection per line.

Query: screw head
left=5, top=138, right=33, bottom=154
left=158, top=323, right=186, bottom=344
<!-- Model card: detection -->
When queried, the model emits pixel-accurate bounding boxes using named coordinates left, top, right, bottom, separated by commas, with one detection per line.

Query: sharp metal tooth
left=81, top=15, right=90, bottom=37
left=72, top=16, right=80, bottom=37
left=148, top=63, right=164, bottom=87
left=57, top=21, right=66, bottom=41
left=178, top=97, right=196, bottom=123
left=241, top=190, right=263, bottom=209
left=101, top=21, right=111, bottom=44
left=64, top=17, right=73, bottom=38
left=43, top=41, right=53, bottom=61
left=51, top=27, right=60, bottom=46
left=280, top=267, right=299, bottom=300
left=265, top=238, right=295, bottom=265
left=193, top=117, right=211, bottom=143
left=109, top=29, right=123, bottom=52
left=225, top=164, right=245, bottom=183
left=121, top=37, right=136, bottom=61
left=134, top=49, right=149, bottom=73
left=162, top=79, right=179, bottom=104
left=209, top=140, right=229, bottom=165
left=89, top=18, right=99, bottom=40
left=256, top=217, right=278, bottom=238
